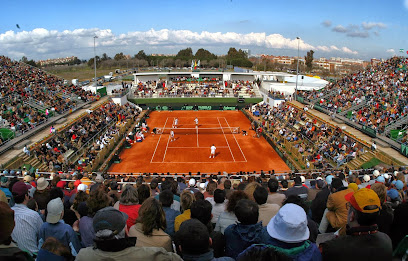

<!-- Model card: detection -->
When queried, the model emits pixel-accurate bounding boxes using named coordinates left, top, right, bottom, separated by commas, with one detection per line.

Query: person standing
left=170, top=129, right=175, bottom=142
left=194, top=117, right=199, bottom=127
left=210, top=144, right=216, bottom=159
left=173, top=117, right=178, bottom=129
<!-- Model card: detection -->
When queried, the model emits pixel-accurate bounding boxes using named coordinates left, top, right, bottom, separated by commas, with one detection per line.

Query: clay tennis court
left=109, top=110, right=290, bottom=174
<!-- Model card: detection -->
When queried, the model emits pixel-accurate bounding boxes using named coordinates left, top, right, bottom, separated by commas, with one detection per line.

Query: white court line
left=162, top=122, right=173, bottom=162
left=217, top=117, right=235, bottom=162
left=166, top=146, right=230, bottom=149
left=150, top=117, right=169, bottom=163
left=196, top=126, right=199, bottom=147
left=223, top=117, right=247, bottom=162
left=151, top=161, right=247, bottom=164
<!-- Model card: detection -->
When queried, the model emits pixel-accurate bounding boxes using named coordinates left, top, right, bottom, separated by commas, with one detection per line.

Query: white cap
left=189, top=178, right=196, bottom=186
left=363, top=174, right=370, bottom=182
left=300, top=176, right=305, bottom=183
left=46, top=198, right=63, bottom=224
left=373, top=170, right=380, bottom=177
left=77, top=184, right=88, bottom=192
left=383, top=174, right=389, bottom=179
left=394, top=171, right=399, bottom=176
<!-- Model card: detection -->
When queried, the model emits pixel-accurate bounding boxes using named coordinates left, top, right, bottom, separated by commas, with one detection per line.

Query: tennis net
left=154, top=127, right=240, bottom=135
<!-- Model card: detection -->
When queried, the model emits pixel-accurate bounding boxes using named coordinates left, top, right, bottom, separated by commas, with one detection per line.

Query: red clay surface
left=108, top=111, right=290, bottom=174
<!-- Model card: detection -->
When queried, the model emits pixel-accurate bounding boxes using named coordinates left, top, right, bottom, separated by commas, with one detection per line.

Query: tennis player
left=210, top=144, right=216, bottom=158
left=173, top=117, right=178, bottom=128
left=194, top=117, right=199, bottom=127
left=170, top=129, right=175, bottom=142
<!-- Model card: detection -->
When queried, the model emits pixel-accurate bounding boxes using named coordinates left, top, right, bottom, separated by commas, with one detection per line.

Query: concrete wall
left=112, top=95, right=128, bottom=106
left=260, top=91, right=286, bottom=107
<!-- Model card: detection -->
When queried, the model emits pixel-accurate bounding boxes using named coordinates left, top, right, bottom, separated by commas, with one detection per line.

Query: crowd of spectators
left=0, top=168, right=407, bottom=260
left=31, top=102, right=139, bottom=173
left=133, top=80, right=257, bottom=98
left=251, top=101, right=364, bottom=168
left=298, top=57, right=408, bottom=135
left=0, top=56, right=99, bottom=143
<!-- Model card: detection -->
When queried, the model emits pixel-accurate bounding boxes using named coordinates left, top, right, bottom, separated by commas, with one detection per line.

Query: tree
left=101, top=53, right=110, bottom=61
left=305, top=50, right=314, bottom=71
left=26, top=60, right=38, bottom=67
left=135, top=50, right=148, bottom=61
left=194, top=48, right=216, bottom=60
left=20, top=56, right=28, bottom=63
left=114, top=52, right=125, bottom=61
left=87, top=56, right=101, bottom=68
left=176, top=48, right=193, bottom=60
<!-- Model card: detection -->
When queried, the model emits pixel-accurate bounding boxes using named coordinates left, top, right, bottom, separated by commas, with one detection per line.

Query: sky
left=0, top=0, right=407, bottom=61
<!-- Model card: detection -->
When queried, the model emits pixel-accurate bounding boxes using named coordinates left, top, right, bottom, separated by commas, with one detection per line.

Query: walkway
left=289, top=101, right=408, bottom=165
left=0, top=96, right=110, bottom=166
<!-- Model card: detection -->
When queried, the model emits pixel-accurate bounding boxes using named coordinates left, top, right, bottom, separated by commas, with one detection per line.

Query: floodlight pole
left=93, top=36, right=98, bottom=86
left=295, top=37, right=300, bottom=102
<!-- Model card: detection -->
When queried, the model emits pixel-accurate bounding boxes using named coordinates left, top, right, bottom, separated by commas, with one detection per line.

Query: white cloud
left=332, top=25, right=348, bottom=33
left=0, top=28, right=358, bottom=59
left=386, top=49, right=395, bottom=53
left=361, top=22, right=386, bottom=30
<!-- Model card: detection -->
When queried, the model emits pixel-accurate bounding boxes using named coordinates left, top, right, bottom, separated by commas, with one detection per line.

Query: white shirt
left=174, top=119, right=178, bottom=125
left=170, top=130, right=174, bottom=136
left=211, top=145, right=216, bottom=153
left=194, top=118, right=198, bottom=124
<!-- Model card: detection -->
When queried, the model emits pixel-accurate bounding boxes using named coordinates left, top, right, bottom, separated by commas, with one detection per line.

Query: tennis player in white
left=170, top=129, right=175, bottom=142
left=194, top=117, right=199, bottom=127
left=210, top=144, right=216, bottom=158
left=173, top=117, right=178, bottom=128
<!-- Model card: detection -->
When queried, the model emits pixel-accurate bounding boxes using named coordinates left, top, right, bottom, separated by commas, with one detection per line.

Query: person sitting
left=128, top=198, right=172, bottom=252
left=160, top=190, right=181, bottom=238
left=175, top=219, right=234, bottom=261
left=238, top=203, right=321, bottom=261
left=75, top=207, right=182, bottom=261
left=215, top=191, right=249, bottom=234
left=321, top=188, right=392, bottom=260
left=253, top=186, right=280, bottom=226
left=224, top=199, right=268, bottom=259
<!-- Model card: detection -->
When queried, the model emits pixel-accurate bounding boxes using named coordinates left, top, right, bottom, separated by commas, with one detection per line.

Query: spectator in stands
left=190, top=199, right=226, bottom=258
left=323, top=177, right=354, bottom=233
left=37, top=237, right=74, bottom=261
left=128, top=198, right=172, bottom=252
left=113, top=185, right=140, bottom=231
left=0, top=189, right=7, bottom=203
left=0, top=201, right=32, bottom=260
left=39, top=198, right=81, bottom=256
left=237, top=245, right=291, bottom=261
left=267, top=178, right=286, bottom=206
left=223, top=179, right=233, bottom=199
left=215, top=190, right=249, bottom=234
left=307, top=178, right=324, bottom=201
left=0, top=176, right=13, bottom=205
left=33, top=177, right=50, bottom=211
left=224, top=199, right=267, bottom=259
left=137, top=184, right=151, bottom=205
left=160, top=190, right=181, bottom=237
left=311, top=176, right=331, bottom=224
left=279, top=180, right=289, bottom=193
left=321, top=188, right=392, bottom=260
left=390, top=200, right=408, bottom=249
left=76, top=207, right=182, bottom=261
left=156, top=179, right=181, bottom=211
left=79, top=189, right=111, bottom=247
left=11, top=181, right=43, bottom=257
left=175, top=219, right=233, bottom=261
left=238, top=203, right=321, bottom=261
left=243, top=182, right=261, bottom=201
left=370, top=183, right=393, bottom=235
left=204, top=181, right=217, bottom=205
left=174, top=190, right=195, bottom=232
left=253, top=186, right=280, bottom=226
left=186, top=178, right=199, bottom=194
left=284, top=176, right=308, bottom=199
left=212, top=189, right=226, bottom=224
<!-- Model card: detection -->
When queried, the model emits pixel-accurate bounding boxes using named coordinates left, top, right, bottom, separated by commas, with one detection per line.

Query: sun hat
left=23, top=175, right=33, bottom=183
left=36, top=177, right=49, bottom=190
left=46, top=198, right=63, bottom=224
left=376, top=176, right=385, bottom=183
left=93, top=207, right=128, bottom=234
left=373, top=170, right=380, bottom=177
left=77, top=184, right=88, bottom=192
left=395, top=180, right=404, bottom=190
left=363, top=174, right=370, bottom=182
left=387, top=189, right=400, bottom=201
left=345, top=188, right=381, bottom=214
left=267, top=203, right=309, bottom=243
left=326, top=175, right=334, bottom=185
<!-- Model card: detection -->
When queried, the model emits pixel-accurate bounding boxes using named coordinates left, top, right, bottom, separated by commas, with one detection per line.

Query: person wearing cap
left=23, top=175, right=36, bottom=198
left=307, top=178, right=324, bottom=202
left=284, top=176, right=308, bottom=200
left=38, top=198, right=81, bottom=256
left=76, top=207, right=182, bottom=261
left=0, top=201, right=32, bottom=260
left=11, top=181, right=44, bottom=257
left=324, top=178, right=354, bottom=233
left=33, top=177, right=50, bottom=211
left=386, top=188, right=401, bottom=209
left=238, top=203, right=321, bottom=261
left=175, top=218, right=233, bottom=261
left=267, top=178, right=286, bottom=206
left=224, top=199, right=269, bottom=259
left=186, top=178, right=199, bottom=194
left=321, top=188, right=392, bottom=261
left=358, top=174, right=372, bottom=189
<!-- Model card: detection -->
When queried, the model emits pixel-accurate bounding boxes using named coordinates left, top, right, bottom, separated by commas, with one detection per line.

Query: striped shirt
left=11, top=203, right=43, bottom=255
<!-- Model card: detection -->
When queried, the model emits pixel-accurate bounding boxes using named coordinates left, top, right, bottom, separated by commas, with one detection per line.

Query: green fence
left=361, top=126, right=377, bottom=138
left=402, top=144, right=408, bottom=157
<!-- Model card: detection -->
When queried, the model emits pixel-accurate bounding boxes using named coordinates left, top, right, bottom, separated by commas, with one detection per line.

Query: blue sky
left=0, top=0, right=407, bottom=60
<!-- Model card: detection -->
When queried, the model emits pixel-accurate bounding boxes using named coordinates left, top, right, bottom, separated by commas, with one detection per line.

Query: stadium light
left=93, top=36, right=98, bottom=86
left=295, top=37, right=300, bottom=102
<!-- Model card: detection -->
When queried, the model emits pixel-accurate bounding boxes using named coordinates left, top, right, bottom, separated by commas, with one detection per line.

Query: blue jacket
left=162, top=207, right=181, bottom=238
left=182, top=250, right=234, bottom=261
left=224, top=222, right=268, bottom=259
left=39, top=220, right=82, bottom=256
